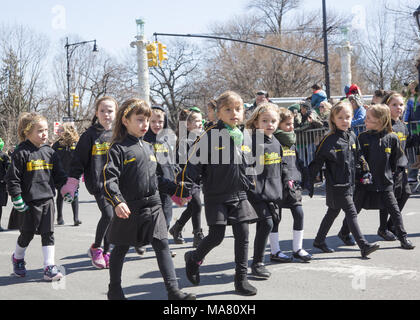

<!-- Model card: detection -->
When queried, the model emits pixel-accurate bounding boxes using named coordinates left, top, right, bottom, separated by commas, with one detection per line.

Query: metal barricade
left=295, top=121, right=420, bottom=168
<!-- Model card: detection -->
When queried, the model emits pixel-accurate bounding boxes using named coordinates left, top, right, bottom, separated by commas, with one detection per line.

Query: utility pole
left=322, top=0, right=331, bottom=99
left=130, top=18, right=150, bottom=103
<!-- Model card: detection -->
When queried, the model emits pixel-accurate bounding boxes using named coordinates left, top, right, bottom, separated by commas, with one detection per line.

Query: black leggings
left=253, top=218, right=273, bottom=263
left=194, top=222, right=249, bottom=275
left=109, top=238, right=178, bottom=292
left=93, top=194, right=114, bottom=253
left=56, top=193, right=79, bottom=222
left=341, top=191, right=407, bottom=240
left=317, top=195, right=368, bottom=249
left=177, top=192, right=202, bottom=230
left=271, top=205, right=304, bottom=232
left=160, top=193, right=173, bottom=230
left=18, top=231, right=54, bottom=247
left=379, top=188, right=410, bottom=231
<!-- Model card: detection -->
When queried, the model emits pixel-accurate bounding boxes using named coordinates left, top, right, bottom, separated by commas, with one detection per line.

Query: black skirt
left=204, top=197, right=258, bottom=226
left=20, top=198, right=55, bottom=234
left=248, top=200, right=277, bottom=223
left=107, top=195, right=168, bottom=247
left=353, top=185, right=384, bottom=210
left=326, top=186, right=354, bottom=210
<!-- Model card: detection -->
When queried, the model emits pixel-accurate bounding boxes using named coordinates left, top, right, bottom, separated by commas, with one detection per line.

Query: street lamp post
left=413, top=5, right=420, bottom=89
left=65, top=37, right=98, bottom=118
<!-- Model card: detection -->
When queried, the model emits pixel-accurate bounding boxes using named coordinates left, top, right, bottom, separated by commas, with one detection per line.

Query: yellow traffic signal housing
left=158, top=42, right=168, bottom=66
left=72, top=94, right=80, bottom=108
left=146, top=42, right=158, bottom=67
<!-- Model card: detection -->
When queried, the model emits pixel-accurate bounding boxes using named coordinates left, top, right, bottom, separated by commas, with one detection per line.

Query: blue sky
left=0, top=0, right=389, bottom=58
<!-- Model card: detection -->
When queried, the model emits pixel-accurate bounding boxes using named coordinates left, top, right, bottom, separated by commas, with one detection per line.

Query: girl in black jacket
left=270, top=108, right=313, bottom=262
left=377, top=93, right=413, bottom=241
left=245, top=103, right=290, bottom=278
left=338, top=104, right=415, bottom=250
left=61, top=96, right=118, bottom=270
left=102, top=98, right=195, bottom=300
left=169, top=108, right=204, bottom=248
left=52, top=123, right=80, bottom=226
left=309, top=101, right=380, bottom=258
left=180, top=91, right=259, bottom=296
left=7, top=113, right=68, bottom=281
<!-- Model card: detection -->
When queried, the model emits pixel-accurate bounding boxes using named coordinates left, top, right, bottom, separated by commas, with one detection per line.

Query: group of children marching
left=0, top=90, right=416, bottom=300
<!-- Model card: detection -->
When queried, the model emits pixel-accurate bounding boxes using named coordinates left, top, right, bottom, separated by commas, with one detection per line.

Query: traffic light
left=158, top=42, right=168, bottom=66
left=146, top=42, right=158, bottom=67
left=72, top=94, right=80, bottom=108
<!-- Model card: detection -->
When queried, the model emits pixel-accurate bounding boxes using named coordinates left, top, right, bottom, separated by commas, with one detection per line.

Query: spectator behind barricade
left=288, top=104, right=302, bottom=128
left=349, top=94, right=366, bottom=135
left=319, top=101, right=332, bottom=128
left=345, top=84, right=362, bottom=98
left=310, top=84, right=328, bottom=109
left=403, top=81, right=420, bottom=182
left=295, top=101, right=323, bottom=132
left=245, top=90, right=270, bottom=120
left=372, top=89, right=388, bottom=105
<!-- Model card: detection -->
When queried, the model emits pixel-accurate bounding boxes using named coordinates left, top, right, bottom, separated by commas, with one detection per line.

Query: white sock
left=293, top=230, right=304, bottom=253
left=14, top=243, right=27, bottom=260
left=42, top=246, right=55, bottom=268
left=269, top=232, right=280, bottom=254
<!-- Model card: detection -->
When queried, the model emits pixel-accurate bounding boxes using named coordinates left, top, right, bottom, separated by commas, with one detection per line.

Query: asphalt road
left=0, top=183, right=419, bottom=301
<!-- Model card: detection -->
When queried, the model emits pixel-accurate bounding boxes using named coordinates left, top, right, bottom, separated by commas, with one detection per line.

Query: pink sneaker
left=87, top=245, right=106, bottom=269
left=103, top=252, right=111, bottom=269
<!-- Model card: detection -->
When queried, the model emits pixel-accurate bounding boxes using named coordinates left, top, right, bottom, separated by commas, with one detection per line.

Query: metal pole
left=322, top=0, right=331, bottom=98
left=66, top=37, right=71, bottom=118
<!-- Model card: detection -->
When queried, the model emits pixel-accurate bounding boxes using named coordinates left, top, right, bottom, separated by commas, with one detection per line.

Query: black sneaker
left=169, top=221, right=185, bottom=244
left=377, top=229, right=397, bottom=241
left=251, top=262, right=271, bottom=279
left=313, top=241, right=335, bottom=253
left=234, top=274, right=257, bottom=296
left=337, top=232, right=356, bottom=246
left=400, top=237, right=415, bottom=250
left=168, top=289, right=196, bottom=300
left=11, top=254, right=26, bottom=277
left=361, top=243, right=380, bottom=258
left=74, top=220, right=82, bottom=226
left=57, top=220, right=65, bottom=225
left=184, top=251, right=201, bottom=285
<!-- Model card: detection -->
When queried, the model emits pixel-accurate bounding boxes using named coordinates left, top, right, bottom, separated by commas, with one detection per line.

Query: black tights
left=194, top=222, right=249, bottom=275
left=109, top=238, right=178, bottom=292
left=271, top=205, right=304, bottom=233
left=18, top=231, right=55, bottom=247
left=56, top=193, right=79, bottom=222
left=93, top=194, right=114, bottom=253
left=253, top=218, right=273, bottom=263
left=177, top=192, right=202, bottom=230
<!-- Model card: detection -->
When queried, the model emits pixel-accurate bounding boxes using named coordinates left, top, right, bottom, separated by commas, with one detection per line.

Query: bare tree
left=0, top=24, right=49, bottom=148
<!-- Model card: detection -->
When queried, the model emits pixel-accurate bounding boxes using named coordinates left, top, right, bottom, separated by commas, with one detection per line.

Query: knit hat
left=346, top=84, right=361, bottom=98
left=288, top=104, right=300, bottom=112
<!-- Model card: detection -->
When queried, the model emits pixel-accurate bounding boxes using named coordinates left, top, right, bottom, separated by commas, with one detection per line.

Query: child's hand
left=171, top=195, right=192, bottom=207
left=115, top=203, right=131, bottom=219
left=60, top=177, right=79, bottom=199
left=360, top=172, right=373, bottom=184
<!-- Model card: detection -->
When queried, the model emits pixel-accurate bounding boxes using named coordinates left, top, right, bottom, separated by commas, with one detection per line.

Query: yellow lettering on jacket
left=260, top=152, right=282, bottom=165
left=154, top=143, right=169, bottom=153
left=150, top=155, right=157, bottom=162
left=92, top=142, right=110, bottom=156
left=396, top=132, right=407, bottom=142
left=282, top=149, right=296, bottom=157
left=241, top=145, right=251, bottom=153
left=26, top=160, right=53, bottom=171
left=385, top=147, right=391, bottom=154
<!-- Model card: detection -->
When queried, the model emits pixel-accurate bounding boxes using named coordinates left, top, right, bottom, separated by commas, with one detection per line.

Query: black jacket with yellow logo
left=391, top=119, right=409, bottom=168
left=6, top=140, right=67, bottom=202
left=309, top=129, right=367, bottom=190
left=102, top=134, right=180, bottom=208
left=357, top=129, right=404, bottom=192
left=69, top=123, right=112, bottom=195
left=177, top=120, right=254, bottom=203
left=247, top=132, right=288, bottom=203
left=144, top=129, right=180, bottom=194
left=52, top=141, right=77, bottom=174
